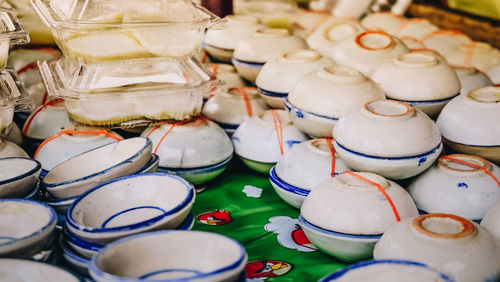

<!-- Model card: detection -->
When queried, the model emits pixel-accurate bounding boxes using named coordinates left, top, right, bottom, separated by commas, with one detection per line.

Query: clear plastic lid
left=0, top=10, right=29, bottom=43
left=31, top=0, right=224, bottom=31
left=38, top=56, right=222, bottom=97
left=0, top=68, right=33, bottom=111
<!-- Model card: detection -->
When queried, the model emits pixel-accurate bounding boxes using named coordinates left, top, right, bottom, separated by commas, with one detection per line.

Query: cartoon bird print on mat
left=197, top=210, right=231, bottom=226
left=265, top=216, right=317, bottom=252
left=245, top=260, right=293, bottom=280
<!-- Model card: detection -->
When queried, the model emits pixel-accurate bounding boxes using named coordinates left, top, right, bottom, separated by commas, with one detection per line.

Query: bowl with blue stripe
left=320, top=259, right=454, bottom=281
left=0, top=199, right=57, bottom=257
left=0, top=157, right=41, bottom=198
left=90, top=230, right=247, bottom=282
left=66, top=173, right=195, bottom=244
left=43, top=137, right=152, bottom=199
left=0, top=258, right=81, bottom=282
left=135, top=153, right=159, bottom=174
left=60, top=236, right=91, bottom=276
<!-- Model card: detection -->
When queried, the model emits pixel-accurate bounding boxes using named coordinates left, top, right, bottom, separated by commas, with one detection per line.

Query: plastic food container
left=31, top=0, right=223, bottom=62
left=0, top=68, right=33, bottom=133
left=39, top=57, right=221, bottom=128
left=0, top=10, right=30, bottom=68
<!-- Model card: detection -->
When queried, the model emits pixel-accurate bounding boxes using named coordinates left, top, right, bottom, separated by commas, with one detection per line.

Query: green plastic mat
left=191, top=159, right=349, bottom=281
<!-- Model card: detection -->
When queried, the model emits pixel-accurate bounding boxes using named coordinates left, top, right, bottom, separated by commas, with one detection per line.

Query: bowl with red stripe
left=141, top=117, right=233, bottom=185
left=299, top=171, right=418, bottom=261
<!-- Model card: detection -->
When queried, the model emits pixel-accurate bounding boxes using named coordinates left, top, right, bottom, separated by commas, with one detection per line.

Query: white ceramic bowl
left=232, top=28, right=308, bottom=82
left=371, top=51, right=461, bottom=117
left=46, top=194, right=78, bottom=215
left=445, top=42, right=500, bottom=72
left=286, top=66, right=386, bottom=138
left=60, top=236, right=90, bottom=276
left=0, top=138, right=28, bottom=158
left=232, top=110, right=309, bottom=173
left=436, top=87, right=500, bottom=164
left=374, top=213, right=500, bottom=282
left=4, top=122, right=23, bottom=145
left=90, top=230, right=247, bottom=282
left=421, top=30, right=471, bottom=57
left=66, top=173, right=195, bottom=244
left=22, top=99, right=73, bottom=141
left=300, top=172, right=418, bottom=261
left=43, top=137, right=152, bottom=199
left=307, top=20, right=365, bottom=57
left=204, top=15, right=263, bottom=62
left=141, top=117, right=233, bottom=185
left=256, top=49, right=334, bottom=108
left=487, top=64, right=500, bottom=84
left=391, top=18, right=438, bottom=40
left=331, top=30, right=409, bottom=77
left=270, top=139, right=351, bottom=208
left=0, top=199, right=57, bottom=257
left=360, top=13, right=404, bottom=35
left=202, top=87, right=269, bottom=134
left=334, top=100, right=442, bottom=179
left=320, top=259, right=453, bottom=282
left=35, top=126, right=122, bottom=176
left=481, top=201, right=500, bottom=245
left=400, top=37, right=425, bottom=50
left=0, top=259, right=80, bottom=281
left=0, top=157, right=41, bottom=198
left=205, top=64, right=246, bottom=98
left=453, top=66, right=492, bottom=95
left=409, top=154, right=500, bottom=221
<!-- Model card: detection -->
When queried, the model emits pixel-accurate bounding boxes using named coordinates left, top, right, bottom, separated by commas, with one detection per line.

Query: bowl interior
left=0, top=158, right=39, bottom=183
left=70, top=174, right=192, bottom=229
left=0, top=259, right=79, bottom=281
left=44, top=137, right=149, bottom=184
left=95, top=231, right=244, bottom=280
left=0, top=200, right=53, bottom=245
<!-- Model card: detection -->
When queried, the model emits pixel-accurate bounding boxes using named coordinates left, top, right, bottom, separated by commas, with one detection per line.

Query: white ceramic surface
left=202, top=87, right=269, bottom=133
left=391, top=18, right=438, bottom=40
left=35, top=126, right=122, bottom=173
left=256, top=49, right=334, bottom=108
left=371, top=51, right=461, bottom=117
left=0, top=157, right=41, bottom=198
left=408, top=154, right=500, bottom=221
left=445, top=42, right=500, bottom=72
left=487, top=64, right=500, bottom=84
left=454, top=66, right=492, bottom=95
left=331, top=30, right=409, bottom=77
left=232, top=28, right=308, bottom=82
left=0, top=199, right=56, bottom=257
left=333, top=100, right=442, bottom=179
left=90, top=231, right=247, bottom=282
left=286, top=66, right=386, bottom=137
left=481, top=201, right=500, bottom=245
left=307, top=20, right=365, bottom=57
left=43, top=137, right=152, bottom=199
left=4, top=122, right=23, bottom=145
left=374, top=213, right=500, bottom=282
left=421, top=30, right=471, bottom=57
left=0, top=138, right=28, bottom=158
left=66, top=173, right=195, bottom=244
left=206, top=64, right=246, bottom=98
left=0, top=259, right=80, bottom=281
left=22, top=99, right=73, bottom=140
left=360, top=13, right=404, bottom=35
left=232, top=110, right=309, bottom=173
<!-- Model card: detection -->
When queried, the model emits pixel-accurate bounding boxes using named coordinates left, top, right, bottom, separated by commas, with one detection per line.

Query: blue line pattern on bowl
left=387, top=93, right=459, bottom=105
left=334, top=141, right=442, bottom=161
left=284, top=98, right=339, bottom=121
left=101, top=206, right=168, bottom=228
left=231, top=58, right=265, bottom=68
left=138, top=269, right=204, bottom=279
left=158, top=155, right=232, bottom=174
left=299, top=215, right=382, bottom=239
left=269, top=166, right=310, bottom=197
left=258, top=87, right=288, bottom=98
left=0, top=157, right=41, bottom=186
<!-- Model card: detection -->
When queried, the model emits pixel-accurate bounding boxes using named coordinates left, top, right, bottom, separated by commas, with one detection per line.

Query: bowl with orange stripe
left=141, top=117, right=233, bottom=185
left=43, top=137, right=152, bottom=199
left=300, top=172, right=418, bottom=261
left=269, top=139, right=350, bottom=208
left=202, top=64, right=246, bottom=101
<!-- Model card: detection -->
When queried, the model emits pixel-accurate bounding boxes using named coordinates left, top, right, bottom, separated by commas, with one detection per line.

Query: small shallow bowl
left=270, top=139, right=351, bottom=208
left=445, top=41, right=500, bottom=72
left=307, top=20, right=365, bottom=57
left=436, top=87, right=500, bottom=164
left=0, top=259, right=81, bottom=281
left=374, top=213, right=500, bottom=282
left=421, top=30, right=471, bottom=57
left=89, top=230, right=247, bottom=282
left=43, top=137, right=152, bottom=199
left=334, top=100, right=442, bottom=179
left=286, top=66, right=385, bottom=138
left=0, top=138, right=29, bottom=158
left=256, top=49, right=333, bottom=108
left=320, top=259, right=453, bottom=282
left=66, top=173, right=195, bottom=244
left=141, top=117, right=233, bottom=185
left=136, top=153, right=159, bottom=174
left=22, top=99, right=73, bottom=141
left=371, top=51, right=461, bottom=117
left=60, top=236, right=90, bottom=276
left=34, top=126, right=123, bottom=176
left=0, top=199, right=57, bottom=257
left=46, top=194, right=78, bottom=215
left=203, top=87, right=269, bottom=134
left=300, top=172, right=418, bottom=261
left=391, top=18, right=438, bottom=40
left=453, top=66, right=492, bottom=95
left=487, top=64, right=500, bottom=84
left=408, top=154, right=500, bottom=221
left=360, top=13, right=404, bottom=35
left=232, top=28, right=308, bottom=82
left=232, top=110, right=309, bottom=174
left=23, top=180, right=41, bottom=200
left=481, top=202, right=500, bottom=245
left=0, top=157, right=41, bottom=198
left=205, top=64, right=246, bottom=99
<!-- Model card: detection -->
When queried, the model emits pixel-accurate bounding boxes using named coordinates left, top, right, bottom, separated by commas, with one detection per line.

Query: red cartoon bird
left=291, top=225, right=317, bottom=250
left=245, top=260, right=292, bottom=279
left=196, top=210, right=231, bottom=226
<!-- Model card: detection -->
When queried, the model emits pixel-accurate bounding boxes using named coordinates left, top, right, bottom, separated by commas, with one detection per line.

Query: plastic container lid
left=0, top=9, right=29, bottom=44
left=0, top=68, right=33, bottom=111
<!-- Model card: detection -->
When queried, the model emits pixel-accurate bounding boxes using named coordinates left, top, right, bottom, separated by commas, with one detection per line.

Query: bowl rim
left=320, top=259, right=454, bottom=281
left=23, top=180, right=41, bottom=200
left=0, top=199, right=57, bottom=248
left=66, top=173, right=195, bottom=234
left=43, top=137, right=151, bottom=188
left=334, top=140, right=442, bottom=160
left=269, top=165, right=310, bottom=196
left=0, top=157, right=41, bottom=186
left=298, top=215, right=382, bottom=240
left=284, top=98, right=339, bottom=121
left=89, top=230, right=247, bottom=282
left=0, top=258, right=84, bottom=281
left=159, top=154, right=232, bottom=173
